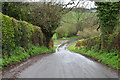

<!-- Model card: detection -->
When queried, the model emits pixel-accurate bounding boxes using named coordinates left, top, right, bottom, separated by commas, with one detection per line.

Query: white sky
left=2, top=0, right=97, bottom=9
left=62, top=0, right=97, bottom=9
left=29, top=0, right=97, bottom=9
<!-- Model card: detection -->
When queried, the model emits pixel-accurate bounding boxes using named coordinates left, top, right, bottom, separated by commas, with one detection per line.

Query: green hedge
left=1, top=13, right=44, bottom=57
left=75, top=34, right=120, bottom=52
left=68, top=35, right=120, bottom=69
left=0, top=13, right=55, bottom=70
left=68, top=41, right=119, bottom=69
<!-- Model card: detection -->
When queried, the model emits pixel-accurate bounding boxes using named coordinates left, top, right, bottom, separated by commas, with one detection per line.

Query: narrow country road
left=18, top=43, right=118, bottom=78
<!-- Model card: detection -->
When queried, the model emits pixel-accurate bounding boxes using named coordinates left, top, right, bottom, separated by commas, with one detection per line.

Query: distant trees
left=56, top=10, right=99, bottom=38
left=73, top=8, right=86, bottom=32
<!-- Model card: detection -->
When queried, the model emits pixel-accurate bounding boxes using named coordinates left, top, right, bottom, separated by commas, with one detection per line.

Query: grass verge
left=67, top=41, right=119, bottom=69
left=0, top=45, right=55, bottom=70
left=54, top=40, right=61, bottom=45
left=59, top=36, right=80, bottom=40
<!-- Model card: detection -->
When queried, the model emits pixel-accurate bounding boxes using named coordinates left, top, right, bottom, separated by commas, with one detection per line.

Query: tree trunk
left=101, top=34, right=106, bottom=50
left=43, top=33, right=53, bottom=48
left=45, top=37, right=51, bottom=48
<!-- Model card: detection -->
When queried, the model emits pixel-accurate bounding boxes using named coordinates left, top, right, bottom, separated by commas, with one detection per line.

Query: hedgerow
left=68, top=35, right=120, bottom=69
left=1, top=13, right=54, bottom=70
left=2, top=13, right=44, bottom=57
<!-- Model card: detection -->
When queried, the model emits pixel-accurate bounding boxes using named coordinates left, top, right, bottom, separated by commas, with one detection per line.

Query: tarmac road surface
left=18, top=44, right=118, bottom=78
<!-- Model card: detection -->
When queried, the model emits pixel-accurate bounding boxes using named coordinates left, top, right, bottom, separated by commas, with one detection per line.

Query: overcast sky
left=61, top=0, right=97, bottom=9
left=30, top=0, right=97, bottom=9
left=2, top=0, right=97, bottom=9
left=28, top=0, right=97, bottom=9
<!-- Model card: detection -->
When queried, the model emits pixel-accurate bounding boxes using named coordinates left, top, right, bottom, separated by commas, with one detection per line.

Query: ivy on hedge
left=1, top=13, right=44, bottom=57
left=96, top=2, right=120, bottom=51
left=96, top=2, right=120, bottom=34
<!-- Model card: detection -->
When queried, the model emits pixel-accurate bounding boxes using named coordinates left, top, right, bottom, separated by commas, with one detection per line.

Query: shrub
left=2, top=13, right=43, bottom=57
left=68, top=36, right=120, bottom=69
left=2, top=14, right=16, bottom=56
left=31, top=26, right=43, bottom=46
left=1, top=13, right=55, bottom=70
